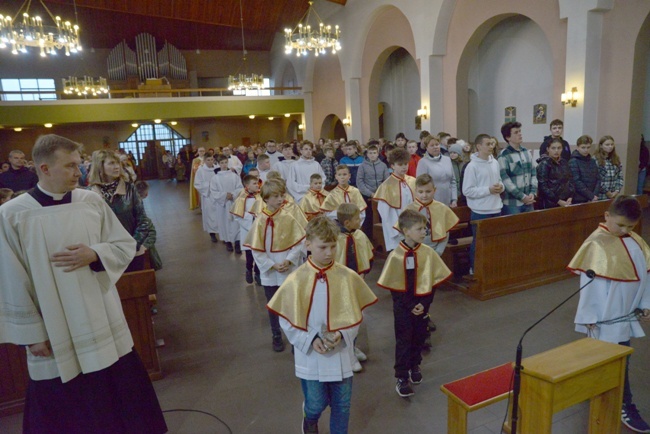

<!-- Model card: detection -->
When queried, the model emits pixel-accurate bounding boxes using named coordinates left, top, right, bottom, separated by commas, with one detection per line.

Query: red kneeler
left=440, top=363, right=513, bottom=434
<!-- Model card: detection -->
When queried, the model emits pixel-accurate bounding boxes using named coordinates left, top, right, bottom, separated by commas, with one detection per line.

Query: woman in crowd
left=88, top=150, right=157, bottom=272
left=594, top=135, right=624, bottom=200
left=416, top=135, right=458, bottom=207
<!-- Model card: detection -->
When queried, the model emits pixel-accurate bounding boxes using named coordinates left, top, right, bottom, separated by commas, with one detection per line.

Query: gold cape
left=189, top=157, right=203, bottom=210
left=567, top=224, right=650, bottom=281
left=335, top=230, right=375, bottom=274
left=372, top=174, right=416, bottom=209
left=243, top=206, right=306, bottom=252
left=320, top=185, right=368, bottom=212
left=267, top=259, right=378, bottom=332
left=300, top=189, right=329, bottom=219
left=394, top=199, right=459, bottom=242
left=229, top=189, right=261, bottom=218
left=377, top=242, right=452, bottom=295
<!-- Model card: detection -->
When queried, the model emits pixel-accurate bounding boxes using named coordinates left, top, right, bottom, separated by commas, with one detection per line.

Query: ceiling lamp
left=284, top=1, right=341, bottom=57
left=0, top=0, right=82, bottom=57
left=62, top=76, right=109, bottom=97
left=228, top=0, right=264, bottom=91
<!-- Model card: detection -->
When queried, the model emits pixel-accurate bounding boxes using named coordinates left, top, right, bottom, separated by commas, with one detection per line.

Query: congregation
left=1, top=121, right=650, bottom=434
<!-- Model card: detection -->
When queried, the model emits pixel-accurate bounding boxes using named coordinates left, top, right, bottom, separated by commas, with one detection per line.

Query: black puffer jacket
left=568, top=150, right=601, bottom=204
left=536, top=156, right=575, bottom=208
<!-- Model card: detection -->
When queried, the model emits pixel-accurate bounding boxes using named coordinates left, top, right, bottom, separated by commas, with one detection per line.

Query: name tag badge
left=406, top=257, right=415, bottom=270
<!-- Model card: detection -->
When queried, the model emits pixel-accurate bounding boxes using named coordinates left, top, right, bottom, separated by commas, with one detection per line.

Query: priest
left=0, top=134, right=167, bottom=433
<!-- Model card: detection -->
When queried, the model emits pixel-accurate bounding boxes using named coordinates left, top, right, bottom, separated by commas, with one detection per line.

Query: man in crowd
left=0, top=150, right=38, bottom=192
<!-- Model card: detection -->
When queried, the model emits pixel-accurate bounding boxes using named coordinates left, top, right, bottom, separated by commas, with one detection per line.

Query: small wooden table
left=518, top=338, right=632, bottom=433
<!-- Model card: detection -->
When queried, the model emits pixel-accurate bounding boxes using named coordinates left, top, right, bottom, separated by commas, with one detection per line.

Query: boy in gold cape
left=321, top=165, right=367, bottom=224
left=378, top=209, right=451, bottom=398
left=230, top=174, right=262, bottom=285
left=299, top=173, right=329, bottom=221
left=244, top=179, right=305, bottom=352
left=568, top=196, right=650, bottom=432
left=267, top=216, right=377, bottom=434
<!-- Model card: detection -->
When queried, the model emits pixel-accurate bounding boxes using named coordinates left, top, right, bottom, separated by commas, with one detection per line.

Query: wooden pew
left=0, top=269, right=162, bottom=417
left=464, top=196, right=647, bottom=300
left=442, top=206, right=473, bottom=277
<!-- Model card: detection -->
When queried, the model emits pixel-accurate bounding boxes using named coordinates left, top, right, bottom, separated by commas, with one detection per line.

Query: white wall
left=467, top=16, right=554, bottom=144
left=378, top=48, right=420, bottom=141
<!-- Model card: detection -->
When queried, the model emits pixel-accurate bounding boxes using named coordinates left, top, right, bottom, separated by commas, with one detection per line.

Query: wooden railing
left=0, top=87, right=303, bottom=100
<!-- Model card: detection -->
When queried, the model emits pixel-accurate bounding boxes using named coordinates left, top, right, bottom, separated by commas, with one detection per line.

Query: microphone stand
left=510, top=270, right=595, bottom=433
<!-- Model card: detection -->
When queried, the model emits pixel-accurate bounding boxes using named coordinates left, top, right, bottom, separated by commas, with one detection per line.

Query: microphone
left=510, top=269, right=596, bottom=433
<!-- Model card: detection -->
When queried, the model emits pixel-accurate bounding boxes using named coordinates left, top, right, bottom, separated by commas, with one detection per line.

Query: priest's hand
left=51, top=244, right=99, bottom=272
left=29, top=341, right=51, bottom=357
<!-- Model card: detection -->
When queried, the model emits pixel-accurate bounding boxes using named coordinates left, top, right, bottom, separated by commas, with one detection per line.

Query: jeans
left=619, top=340, right=633, bottom=406
left=502, top=203, right=534, bottom=215
left=263, top=286, right=281, bottom=336
left=469, top=211, right=501, bottom=270
left=301, top=377, right=353, bottom=434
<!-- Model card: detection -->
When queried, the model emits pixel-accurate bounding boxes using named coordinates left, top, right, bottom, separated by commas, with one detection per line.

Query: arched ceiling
left=0, top=0, right=346, bottom=51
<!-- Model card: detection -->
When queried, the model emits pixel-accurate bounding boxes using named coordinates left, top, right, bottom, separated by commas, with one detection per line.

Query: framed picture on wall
left=505, top=106, right=516, bottom=123
left=533, top=104, right=547, bottom=124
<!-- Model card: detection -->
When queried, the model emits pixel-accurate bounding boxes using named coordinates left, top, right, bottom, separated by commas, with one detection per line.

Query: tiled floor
left=1, top=179, right=648, bottom=433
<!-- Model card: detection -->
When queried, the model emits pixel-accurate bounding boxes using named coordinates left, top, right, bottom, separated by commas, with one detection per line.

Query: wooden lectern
left=517, top=338, right=633, bottom=433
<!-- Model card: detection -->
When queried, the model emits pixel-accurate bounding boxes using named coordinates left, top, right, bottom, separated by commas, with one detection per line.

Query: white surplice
left=0, top=189, right=136, bottom=382
left=193, top=164, right=219, bottom=233
left=574, top=237, right=650, bottom=343
left=271, top=159, right=294, bottom=181
left=251, top=217, right=304, bottom=287
left=210, top=171, right=243, bottom=243
left=287, top=158, right=326, bottom=203
left=377, top=182, right=414, bottom=251
left=280, top=278, right=358, bottom=382
left=233, top=196, right=257, bottom=252
left=228, top=155, right=243, bottom=176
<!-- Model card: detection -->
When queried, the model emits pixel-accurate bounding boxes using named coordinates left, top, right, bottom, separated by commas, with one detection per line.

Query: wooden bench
left=442, top=206, right=473, bottom=277
left=440, top=363, right=513, bottom=434
left=466, top=196, right=648, bottom=300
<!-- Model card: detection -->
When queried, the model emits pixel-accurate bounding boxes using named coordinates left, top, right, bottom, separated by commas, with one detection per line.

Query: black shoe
left=448, top=238, right=459, bottom=245
left=409, top=366, right=423, bottom=384
left=427, top=318, right=437, bottom=332
left=622, top=403, right=650, bottom=433
left=254, top=273, right=261, bottom=285
left=272, top=334, right=285, bottom=352
left=395, top=378, right=414, bottom=397
left=225, top=242, right=234, bottom=252
left=302, top=418, right=318, bottom=434
left=245, top=270, right=253, bottom=284
left=234, top=241, right=242, bottom=255
left=209, top=233, right=218, bottom=243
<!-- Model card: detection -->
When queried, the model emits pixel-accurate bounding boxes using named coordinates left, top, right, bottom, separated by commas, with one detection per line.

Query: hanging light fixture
left=62, top=76, right=109, bottom=97
left=0, top=0, right=82, bottom=57
left=228, top=0, right=264, bottom=91
left=284, top=1, right=341, bottom=57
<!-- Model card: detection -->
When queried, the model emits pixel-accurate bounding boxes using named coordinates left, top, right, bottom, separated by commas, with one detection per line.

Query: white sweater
left=462, top=153, right=503, bottom=214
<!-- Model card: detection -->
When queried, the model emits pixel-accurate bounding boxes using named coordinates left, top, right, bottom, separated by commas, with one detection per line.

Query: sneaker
left=272, top=334, right=285, bottom=352
left=352, top=360, right=363, bottom=373
left=301, top=402, right=318, bottom=434
left=254, top=273, right=262, bottom=285
left=225, top=242, right=234, bottom=252
left=396, top=378, right=414, bottom=397
left=409, top=366, right=423, bottom=384
left=622, top=403, right=650, bottom=433
left=354, top=346, right=367, bottom=362
left=245, top=270, right=253, bottom=284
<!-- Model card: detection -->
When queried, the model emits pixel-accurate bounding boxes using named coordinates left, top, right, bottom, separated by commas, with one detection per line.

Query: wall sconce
left=417, top=106, right=428, bottom=120
left=342, top=116, right=351, bottom=127
left=561, top=87, right=578, bottom=107
left=298, top=123, right=304, bottom=130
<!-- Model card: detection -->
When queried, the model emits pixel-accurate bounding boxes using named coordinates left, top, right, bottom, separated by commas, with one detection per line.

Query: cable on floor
left=162, top=408, right=233, bottom=433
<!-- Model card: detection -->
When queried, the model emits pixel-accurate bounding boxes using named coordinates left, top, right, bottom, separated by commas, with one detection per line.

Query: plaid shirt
left=597, top=159, right=624, bottom=200
left=498, top=145, right=538, bottom=206
left=320, top=157, right=339, bottom=186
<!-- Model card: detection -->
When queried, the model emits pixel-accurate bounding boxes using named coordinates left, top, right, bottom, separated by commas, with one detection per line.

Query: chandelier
left=0, top=0, right=82, bottom=57
left=228, top=0, right=265, bottom=92
left=62, top=76, right=109, bottom=97
left=284, top=1, right=341, bottom=57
